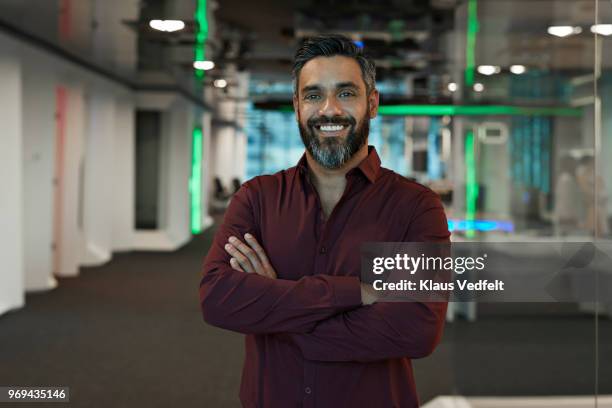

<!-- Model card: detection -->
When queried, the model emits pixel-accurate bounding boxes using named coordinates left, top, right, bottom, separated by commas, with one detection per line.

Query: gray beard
left=298, top=116, right=370, bottom=169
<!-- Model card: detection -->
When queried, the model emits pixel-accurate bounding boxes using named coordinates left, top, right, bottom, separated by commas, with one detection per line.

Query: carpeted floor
left=1, top=224, right=611, bottom=407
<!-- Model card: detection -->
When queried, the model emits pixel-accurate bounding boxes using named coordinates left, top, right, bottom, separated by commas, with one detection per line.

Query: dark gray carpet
left=0, top=224, right=611, bottom=407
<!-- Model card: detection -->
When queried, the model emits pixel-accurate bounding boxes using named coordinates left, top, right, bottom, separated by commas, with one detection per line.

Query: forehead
left=298, top=55, right=365, bottom=90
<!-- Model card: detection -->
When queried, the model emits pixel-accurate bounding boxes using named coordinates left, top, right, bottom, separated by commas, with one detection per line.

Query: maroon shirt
left=199, top=146, right=450, bottom=408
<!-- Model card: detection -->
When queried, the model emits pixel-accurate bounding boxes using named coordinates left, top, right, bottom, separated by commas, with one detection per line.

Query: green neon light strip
left=377, top=105, right=582, bottom=117
left=465, top=130, right=478, bottom=238
left=190, top=126, right=203, bottom=234
left=194, top=0, right=208, bottom=80
left=465, top=0, right=478, bottom=86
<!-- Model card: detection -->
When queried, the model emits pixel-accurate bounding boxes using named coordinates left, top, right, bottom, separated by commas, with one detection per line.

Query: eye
left=339, top=91, right=355, bottom=98
left=304, top=94, right=320, bottom=101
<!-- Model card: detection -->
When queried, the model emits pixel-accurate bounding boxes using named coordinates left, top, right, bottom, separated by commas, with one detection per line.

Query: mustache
left=307, top=115, right=356, bottom=128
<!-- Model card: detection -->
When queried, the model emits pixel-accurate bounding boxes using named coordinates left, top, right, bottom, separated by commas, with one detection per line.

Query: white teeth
left=319, top=125, right=344, bottom=132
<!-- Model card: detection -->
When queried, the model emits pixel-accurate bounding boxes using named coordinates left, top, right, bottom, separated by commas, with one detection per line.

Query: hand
left=360, top=283, right=379, bottom=306
left=224, top=234, right=277, bottom=279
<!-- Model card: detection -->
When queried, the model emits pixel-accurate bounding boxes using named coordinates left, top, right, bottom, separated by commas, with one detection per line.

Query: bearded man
left=199, top=34, right=450, bottom=408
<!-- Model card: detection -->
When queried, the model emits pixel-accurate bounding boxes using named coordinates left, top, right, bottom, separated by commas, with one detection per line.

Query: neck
left=306, top=143, right=369, bottom=191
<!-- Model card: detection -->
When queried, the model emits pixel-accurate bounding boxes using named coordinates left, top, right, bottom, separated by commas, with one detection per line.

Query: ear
left=292, top=93, right=299, bottom=122
left=368, top=88, right=379, bottom=119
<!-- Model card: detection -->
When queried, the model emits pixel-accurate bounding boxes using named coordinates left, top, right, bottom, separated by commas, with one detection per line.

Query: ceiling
left=1, top=0, right=611, bottom=104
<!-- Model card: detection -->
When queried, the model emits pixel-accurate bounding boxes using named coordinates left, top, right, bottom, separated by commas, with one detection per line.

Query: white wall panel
left=21, top=57, right=57, bottom=291
left=55, top=84, right=86, bottom=277
left=0, top=50, right=25, bottom=314
left=81, top=90, right=116, bottom=266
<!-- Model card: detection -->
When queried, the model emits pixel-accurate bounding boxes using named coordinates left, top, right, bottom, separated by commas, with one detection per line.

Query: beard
left=298, top=108, right=370, bottom=170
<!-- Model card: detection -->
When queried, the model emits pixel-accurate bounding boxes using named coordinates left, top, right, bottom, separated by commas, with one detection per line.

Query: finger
left=230, top=257, right=244, bottom=272
left=244, top=234, right=272, bottom=267
left=244, top=234, right=275, bottom=278
left=228, top=236, right=265, bottom=275
left=224, top=243, right=254, bottom=273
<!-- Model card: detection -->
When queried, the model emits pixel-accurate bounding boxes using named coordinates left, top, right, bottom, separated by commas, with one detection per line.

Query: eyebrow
left=300, top=81, right=361, bottom=94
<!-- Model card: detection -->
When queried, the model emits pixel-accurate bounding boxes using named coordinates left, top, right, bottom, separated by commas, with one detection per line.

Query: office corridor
left=0, top=225, right=245, bottom=407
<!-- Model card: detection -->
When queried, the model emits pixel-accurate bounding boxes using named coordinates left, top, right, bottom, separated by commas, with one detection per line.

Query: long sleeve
left=199, top=183, right=363, bottom=335
left=289, top=191, right=450, bottom=362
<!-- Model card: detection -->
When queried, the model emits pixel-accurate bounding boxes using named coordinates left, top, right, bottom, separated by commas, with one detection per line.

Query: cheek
left=347, top=106, right=367, bottom=122
left=299, top=106, right=316, bottom=124
left=344, top=100, right=368, bottom=118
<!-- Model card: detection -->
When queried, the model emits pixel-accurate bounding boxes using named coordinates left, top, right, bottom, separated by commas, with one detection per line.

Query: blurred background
left=0, top=0, right=611, bottom=406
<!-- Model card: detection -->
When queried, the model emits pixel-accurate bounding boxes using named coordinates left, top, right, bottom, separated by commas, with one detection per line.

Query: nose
left=318, top=95, right=343, bottom=117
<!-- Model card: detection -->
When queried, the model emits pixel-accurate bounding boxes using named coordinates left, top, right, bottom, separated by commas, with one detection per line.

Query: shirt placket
left=303, top=174, right=360, bottom=408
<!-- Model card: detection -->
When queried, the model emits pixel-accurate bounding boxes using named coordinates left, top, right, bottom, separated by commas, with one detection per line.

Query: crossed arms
left=199, top=184, right=449, bottom=362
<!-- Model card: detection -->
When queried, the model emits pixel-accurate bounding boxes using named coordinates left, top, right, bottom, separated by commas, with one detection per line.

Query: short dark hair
left=292, top=34, right=376, bottom=96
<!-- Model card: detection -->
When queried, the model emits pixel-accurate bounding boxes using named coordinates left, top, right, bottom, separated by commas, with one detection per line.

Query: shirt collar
left=296, top=145, right=381, bottom=184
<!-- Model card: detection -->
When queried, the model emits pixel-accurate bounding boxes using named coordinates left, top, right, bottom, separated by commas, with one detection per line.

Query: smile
left=315, top=124, right=348, bottom=132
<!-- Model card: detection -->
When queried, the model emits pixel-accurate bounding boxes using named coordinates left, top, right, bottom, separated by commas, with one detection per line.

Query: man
left=200, top=35, right=450, bottom=408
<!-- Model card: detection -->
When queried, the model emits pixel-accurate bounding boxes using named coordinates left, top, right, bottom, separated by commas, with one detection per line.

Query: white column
left=214, top=99, right=238, bottom=188
left=55, top=84, right=86, bottom=277
left=81, top=90, right=116, bottom=266
left=0, top=51, right=25, bottom=314
left=21, top=59, right=57, bottom=291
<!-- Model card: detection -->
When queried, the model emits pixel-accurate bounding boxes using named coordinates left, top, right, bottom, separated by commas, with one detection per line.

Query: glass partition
left=595, top=0, right=612, bottom=403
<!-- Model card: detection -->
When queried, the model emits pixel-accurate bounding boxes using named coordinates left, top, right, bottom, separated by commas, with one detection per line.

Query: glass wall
left=596, top=0, right=612, bottom=401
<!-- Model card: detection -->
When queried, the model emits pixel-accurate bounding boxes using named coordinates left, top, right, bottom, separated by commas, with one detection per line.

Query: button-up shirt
left=200, top=146, right=450, bottom=408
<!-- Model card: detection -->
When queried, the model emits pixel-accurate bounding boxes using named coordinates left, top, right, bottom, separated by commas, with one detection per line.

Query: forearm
left=289, top=301, right=447, bottom=363
left=200, top=262, right=362, bottom=334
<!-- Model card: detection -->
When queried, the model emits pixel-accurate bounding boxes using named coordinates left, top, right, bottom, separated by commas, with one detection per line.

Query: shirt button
left=304, top=387, right=312, bottom=394
left=319, top=246, right=327, bottom=254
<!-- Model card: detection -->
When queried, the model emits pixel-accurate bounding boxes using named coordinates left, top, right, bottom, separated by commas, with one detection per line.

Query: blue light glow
left=448, top=219, right=515, bottom=233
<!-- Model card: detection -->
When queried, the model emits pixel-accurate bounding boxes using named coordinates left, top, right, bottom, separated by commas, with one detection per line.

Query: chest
left=257, top=190, right=405, bottom=281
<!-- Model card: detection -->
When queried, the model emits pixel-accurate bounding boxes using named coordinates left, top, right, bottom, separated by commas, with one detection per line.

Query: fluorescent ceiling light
left=591, top=24, right=612, bottom=36
left=447, top=82, right=458, bottom=92
left=477, top=65, right=501, bottom=76
left=547, top=25, right=582, bottom=37
left=214, top=79, right=227, bottom=88
left=193, top=60, right=215, bottom=70
left=149, top=19, right=185, bottom=32
left=473, top=83, right=484, bottom=92
left=510, top=65, right=527, bottom=74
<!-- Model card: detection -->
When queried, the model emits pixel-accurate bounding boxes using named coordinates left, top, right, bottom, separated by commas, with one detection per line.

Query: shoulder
left=243, top=166, right=298, bottom=192
left=376, top=168, right=449, bottom=241
left=377, top=167, right=441, bottom=204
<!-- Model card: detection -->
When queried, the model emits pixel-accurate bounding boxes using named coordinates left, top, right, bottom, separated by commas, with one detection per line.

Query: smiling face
left=293, top=55, right=379, bottom=169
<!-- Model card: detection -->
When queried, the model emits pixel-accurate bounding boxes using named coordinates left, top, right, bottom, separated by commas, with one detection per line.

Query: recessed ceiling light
left=591, top=24, right=612, bottom=36
left=149, top=19, right=185, bottom=33
left=447, top=82, right=458, bottom=92
left=510, top=65, right=527, bottom=75
left=477, top=65, right=501, bottom=76
left=214, top=79, right=228, bottom=88
left=473, top=83, right=484, bottom=92
left=193, top=60, right=215, bottom=70
left=547, top=25, right=582, bottom=38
